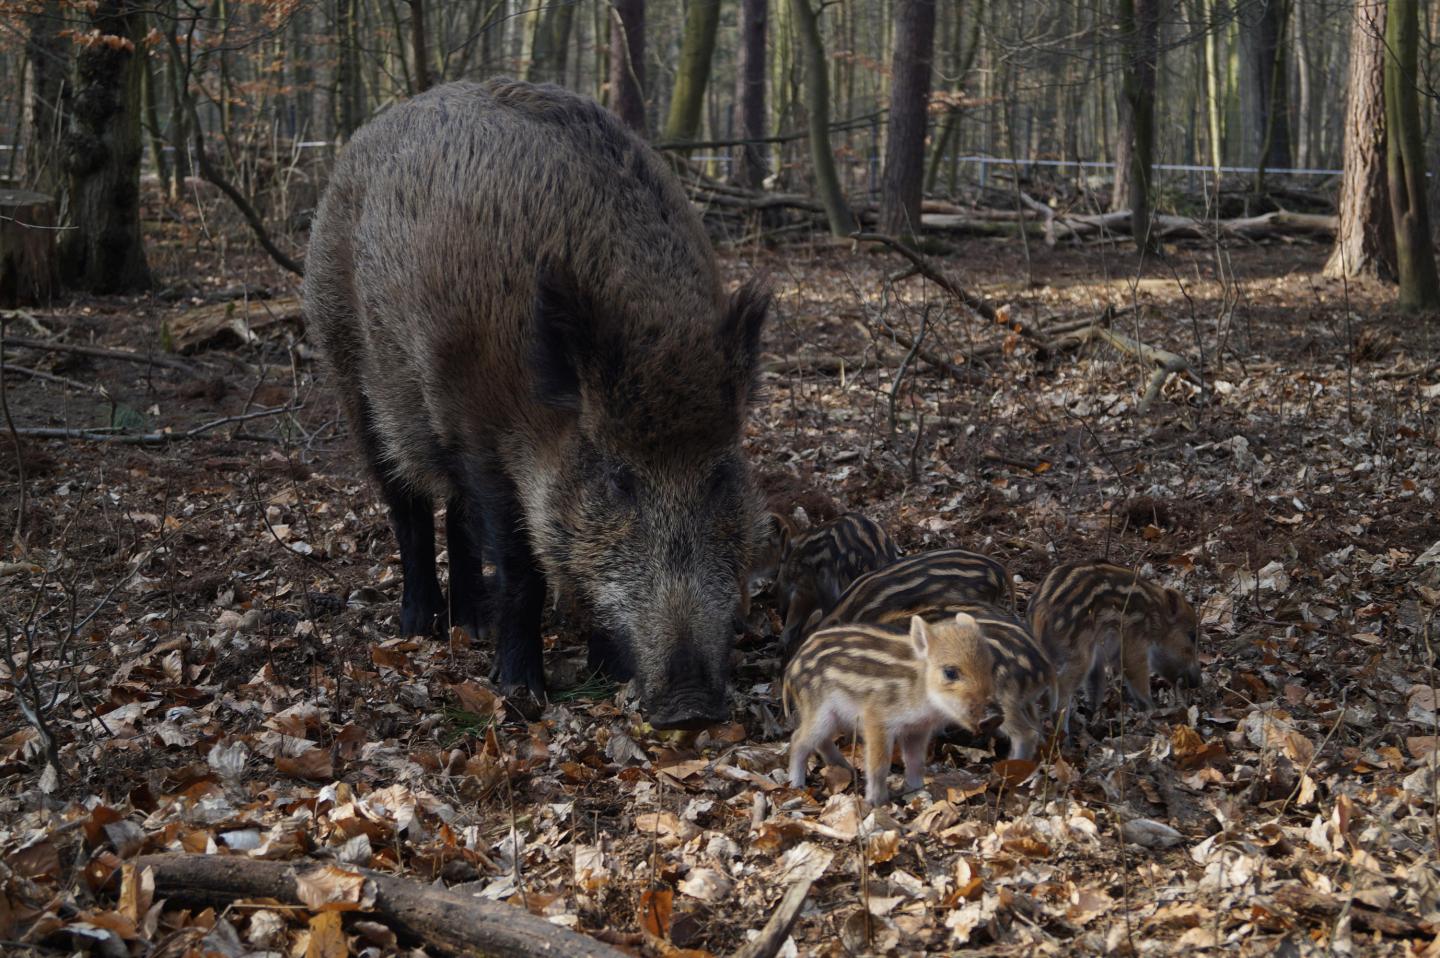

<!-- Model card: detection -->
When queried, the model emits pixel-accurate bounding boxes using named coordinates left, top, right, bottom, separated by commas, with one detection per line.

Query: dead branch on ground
left=131, top=854, right=629, bottom=958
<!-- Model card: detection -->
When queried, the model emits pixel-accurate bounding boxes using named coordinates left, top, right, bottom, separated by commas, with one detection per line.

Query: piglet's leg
left=899, top=730, right=931, bottom=793
left=818, top=738, right=853, bottom=773
left=788, top=714, right=827, bottom=789
left=861, top=708, right=892, bottom=805
left=1000, top=703, right=1039, bottom=762
left=1119, top=633, right=1154, bottom=712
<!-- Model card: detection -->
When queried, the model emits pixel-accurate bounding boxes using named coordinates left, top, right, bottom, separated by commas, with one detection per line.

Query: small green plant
left=550, top=671, right=618, bottom=703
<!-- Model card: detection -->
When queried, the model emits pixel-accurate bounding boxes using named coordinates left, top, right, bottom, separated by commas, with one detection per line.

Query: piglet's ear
left=532, top=260, right=596, bottom=410
left=954, top=612, right=979, bottom=635
left=720, top=278, right=771, bottom=404
left=1165, top=589, right=1184, bottom=616
left=910, top=615, right=930, bottom=657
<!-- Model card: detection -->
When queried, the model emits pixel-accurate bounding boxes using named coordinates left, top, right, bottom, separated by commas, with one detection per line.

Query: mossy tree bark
left=662, top=0, right=722, bottom=143
left=791, top=0, right=856, bottom=237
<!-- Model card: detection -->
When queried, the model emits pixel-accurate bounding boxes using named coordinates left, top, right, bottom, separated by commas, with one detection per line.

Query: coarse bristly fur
left=1027, top=560, right=1202, bottom=735
left=806, top=548, right=1014, bottom=643
left=774, top=513, right=900, bottom=653
left=304, top=80, right=769, bottom=727
left=782, top=614, right=993, bottom=804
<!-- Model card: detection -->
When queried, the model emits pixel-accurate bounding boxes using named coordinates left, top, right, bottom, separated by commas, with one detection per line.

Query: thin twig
left=5, top=364, right=108, bottom=395
left=3, top=335, right=194, bottom=372
left=0, top=319, right=26, bottom=548
left=16, top=404, right=300, bottom=445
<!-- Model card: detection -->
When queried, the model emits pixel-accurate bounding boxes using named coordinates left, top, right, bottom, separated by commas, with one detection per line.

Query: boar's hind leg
left=444, top=495, right=487, bottom=639
left=469, top=467, right=546, bottom=694
left=354, top=403, right=445, bottom=636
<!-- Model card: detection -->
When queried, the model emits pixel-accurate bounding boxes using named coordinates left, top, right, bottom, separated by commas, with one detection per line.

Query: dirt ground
left=3, top=218, right=1440, bottom=955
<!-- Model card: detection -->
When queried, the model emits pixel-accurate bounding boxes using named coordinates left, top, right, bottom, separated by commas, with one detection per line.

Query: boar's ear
left=721, top=278, right=771, bottom=403
left=1164, top=588, right=1184, bottom=617
left=910, top=615, right=930, bottom=657
left=532, top=260, right=597, bottom=410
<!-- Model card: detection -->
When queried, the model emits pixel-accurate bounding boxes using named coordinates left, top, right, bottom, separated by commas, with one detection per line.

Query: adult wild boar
left=303, top=80, right=769, bottom=728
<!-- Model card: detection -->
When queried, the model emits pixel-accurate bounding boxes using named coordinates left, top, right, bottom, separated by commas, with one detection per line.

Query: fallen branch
left=851, top=231, right=1000, bottom=323
left=132, top=854, right=628, bottom=958
left=1053, top=321, right=1198, bottom=413
left=5, top=364, right=108, bottom=394
left=732, top=879, right=812, bottom=958
left=16, top=404, right=297, bottom=445
left=1270, top=883, right=1425, bottom=938
left=3, top=336, right=194, bottom=372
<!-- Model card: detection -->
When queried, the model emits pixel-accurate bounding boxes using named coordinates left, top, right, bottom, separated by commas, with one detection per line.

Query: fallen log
left=132, top=853, right=628, bottom=958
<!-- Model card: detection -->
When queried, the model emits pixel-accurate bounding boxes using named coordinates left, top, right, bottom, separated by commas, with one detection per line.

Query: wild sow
left=303, top=81, right=769, bottom=728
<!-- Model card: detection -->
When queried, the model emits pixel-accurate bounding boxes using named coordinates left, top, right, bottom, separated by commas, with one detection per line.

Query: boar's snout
left=1180, top=665, right=1203, bottom=689
left=645, top=644, right=729, bottom=730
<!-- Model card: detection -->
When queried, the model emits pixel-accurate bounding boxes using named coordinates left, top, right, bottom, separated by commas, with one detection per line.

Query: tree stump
left=0, top=189, right=58, bottom=308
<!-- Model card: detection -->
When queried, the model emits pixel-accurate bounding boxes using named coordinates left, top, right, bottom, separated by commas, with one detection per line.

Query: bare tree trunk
left=926, top=0, right=983, bottom=194
left=1385, top=0, right=1440, bottom=310
left=409, top=0, right=431, bottom=91
left=23, top=1, right=68, bottom=196
left=59, top=0, right=150, bottom=293
left=881, top=0, right=937, bottom=236
left=1119, top=0, right=1158, bottom=252
left=141, top=25, right=171, bottom=199
left=609, top=0, right=646, bottom=134
left=1240, top=0, right=1291, bottom=169
left=1201, top=0, right=1224, bottom=176
left=335, top=0, right=363, bottom=140
left=733, top=0, right=767, bottom=186
left=527, top=0, right=577, bottom=85
left=1324, top=0, right=1394, bottom=280
left=791, top=0, right=856, bottom=236
left=663, top=0, right=721, bottom=142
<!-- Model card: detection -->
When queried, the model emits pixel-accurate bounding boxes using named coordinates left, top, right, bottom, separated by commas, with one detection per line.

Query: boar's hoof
left=399, top=581, right=447, bottom=637
left=502, top=687, right=546, bottom=722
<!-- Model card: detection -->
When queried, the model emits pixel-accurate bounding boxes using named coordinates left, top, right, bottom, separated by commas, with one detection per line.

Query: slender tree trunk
left=1240, top=0, right=1290, bottom=169
left=733, top=0, right=767, bottom=186
left=141, top=36, right=171, bottom=198
left=1325, top=0, right=1394, bottom=280
left=609, top=0, right=647, bottom=133
left=1202, top=0, right=1224, bottom=176
left=663, top=0, right=722, bottom=142
left=1119, top=0, right=1158, bottom=251
left=925, top=0, right=983, bottom=194
left=1385, top=0, right=1440, bottom=310
left=409, top=0, right=431, bottom=91
left=335, top=0, right=363, bottom=139
left=791, top=0, right=855, bottom=236
left=59, top=0, right=150, bottom=292
left=527, top=0, right=577, bottom=84
left=23, top=1, right=68, bottom=196
left=881, top=0, right=937, bottom=236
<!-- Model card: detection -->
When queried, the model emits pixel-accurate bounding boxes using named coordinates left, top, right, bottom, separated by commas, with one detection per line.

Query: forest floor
left=3, top=216, right=1440, bottom=956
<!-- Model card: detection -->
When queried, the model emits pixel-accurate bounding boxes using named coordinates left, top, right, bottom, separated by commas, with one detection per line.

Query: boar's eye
left=606, top=464, right=638, bottom=504
left=941, top=666, right=962, bottom=682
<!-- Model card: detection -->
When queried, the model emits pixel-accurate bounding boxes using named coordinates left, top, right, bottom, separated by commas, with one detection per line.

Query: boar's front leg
left=384, top=488, right=446, bottom=636
left=470, top=466, right=546, bottom=694
left=444, top=495, right=487, bottom=640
